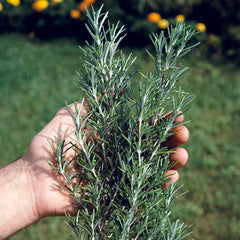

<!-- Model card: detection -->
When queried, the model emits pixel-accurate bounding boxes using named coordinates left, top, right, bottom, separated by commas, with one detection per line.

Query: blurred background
left=0, top=0, right=240, bottom=239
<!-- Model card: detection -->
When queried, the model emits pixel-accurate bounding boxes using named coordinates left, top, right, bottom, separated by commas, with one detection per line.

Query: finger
left=166, top=125, right=189, bottom=148
left=167, top=111, right=184, bottom=124
left=169, top=147, right=188, bottom=170
left=164, top=170, right=179, bottom=188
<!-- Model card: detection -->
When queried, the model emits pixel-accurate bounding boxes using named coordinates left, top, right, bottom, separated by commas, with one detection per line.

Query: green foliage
left=101, top=0, right=240, bottom=62
left=1, top=0, right=240, bottom=62
left=0, top=0, right=95, bottom=36
left=44, top=6, right=197, bottom=239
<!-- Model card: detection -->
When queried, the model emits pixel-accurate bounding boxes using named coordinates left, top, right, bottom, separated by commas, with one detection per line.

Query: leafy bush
left=0, top=0, right=97, bottom=37
left=0, top=0, right=239, bottom=60
left=42, top=6, right=197, bottom=239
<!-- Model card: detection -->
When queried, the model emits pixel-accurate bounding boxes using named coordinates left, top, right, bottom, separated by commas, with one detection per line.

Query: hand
left=0, top=103, right=85, bottom=239
left=23, top=102, right=87, bottom=218
left=0, top=102, right=189, bottom=239
left=25, top=104, right=189, bottom=216
left=25, top=104, right=189, bottom=218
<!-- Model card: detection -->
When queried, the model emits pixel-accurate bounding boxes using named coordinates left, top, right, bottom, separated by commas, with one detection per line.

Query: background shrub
left=0, top=0, right=239, bottom=62
left=0, top=0, right=95, bottom=38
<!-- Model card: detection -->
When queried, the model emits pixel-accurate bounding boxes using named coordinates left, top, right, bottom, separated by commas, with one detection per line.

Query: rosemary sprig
left=49, top=5, right=196, bottom=239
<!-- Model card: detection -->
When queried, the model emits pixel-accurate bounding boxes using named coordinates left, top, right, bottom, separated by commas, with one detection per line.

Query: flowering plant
left=49, top=5, right=197, bottom=239
left=0, top=0, right=97, bottom=35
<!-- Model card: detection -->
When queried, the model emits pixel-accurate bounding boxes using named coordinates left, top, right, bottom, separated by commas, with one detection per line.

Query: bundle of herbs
left=49, top=5, right=197, bottom=239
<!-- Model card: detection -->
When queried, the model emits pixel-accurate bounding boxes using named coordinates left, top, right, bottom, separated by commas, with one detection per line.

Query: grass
left=174, top=56, right=240, bottom=239
left=1, top=33, right=240, bottom=240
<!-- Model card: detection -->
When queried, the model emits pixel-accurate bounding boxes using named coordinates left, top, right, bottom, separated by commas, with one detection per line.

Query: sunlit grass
left=1, top=33, right=240, bottom=240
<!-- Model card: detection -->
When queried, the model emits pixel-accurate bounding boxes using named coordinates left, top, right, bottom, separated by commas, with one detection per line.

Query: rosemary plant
left=49, top=5, right=197, bottom=239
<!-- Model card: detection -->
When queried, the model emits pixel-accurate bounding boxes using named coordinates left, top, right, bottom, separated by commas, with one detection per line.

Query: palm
left=24, top=105, right=82, bottom=217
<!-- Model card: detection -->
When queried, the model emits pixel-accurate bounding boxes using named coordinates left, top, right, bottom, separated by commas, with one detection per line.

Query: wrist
left=0, top=158, right=40, bottom=239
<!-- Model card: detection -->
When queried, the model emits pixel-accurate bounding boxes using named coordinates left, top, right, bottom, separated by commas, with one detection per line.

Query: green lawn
left=1, top=33, right=240, bottom=240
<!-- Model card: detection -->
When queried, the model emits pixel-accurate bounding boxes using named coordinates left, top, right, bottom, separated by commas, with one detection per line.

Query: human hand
left=0, top=102, right=189, bottom=239
left=0, top=103, right=84, bottom=239
left=24, top=103, right=189, bottom=220
left=23, top=103, right=87, bottom=219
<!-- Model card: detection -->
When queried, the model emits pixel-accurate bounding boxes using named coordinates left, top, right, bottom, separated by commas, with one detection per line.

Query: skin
left=0, top=103, right=189, bottom=239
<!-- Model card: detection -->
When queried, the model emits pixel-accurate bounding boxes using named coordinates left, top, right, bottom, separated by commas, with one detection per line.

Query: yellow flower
left=158, top=19, right=168, bottom=29
left=147, top=12, right=161, bottom=23
left=196, top=23, right=206, bottom=33
left=32, top=0, right=49, bottom=12
left=78, top=0, right=95, bottom=12
left=70, top=9, right=81, bottom=19
left=0, top=3, right=3, bottom=11
left=7, top=0, right=21, bottom=6
left=175, top=14, right=185, bottom=22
